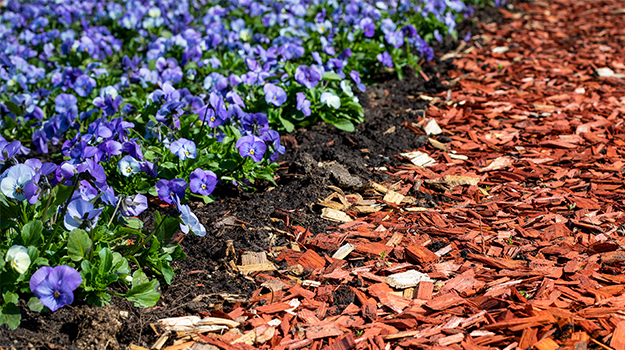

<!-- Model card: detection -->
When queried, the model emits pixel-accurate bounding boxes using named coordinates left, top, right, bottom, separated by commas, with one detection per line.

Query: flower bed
left=0, top=0, right=489, bottom=330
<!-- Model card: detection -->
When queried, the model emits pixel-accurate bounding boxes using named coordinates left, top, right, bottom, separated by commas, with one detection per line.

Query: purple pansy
left=350, top=71, right=366, bottom=92
left=170, top=138, right=196, bottom=161
left=120, top=194, right=148, bottom=217
left=236, top=135, right=266, bottom=162
left=189, top=169, right=217, bottom=196
left=64, top=198, right=104, bottom=231
left=294, top=65, right=321, bottom=89
left=156, top=178, right=187, bottom=204
left=74, top=75, right=96, bottom=97
left=30, top=266, right=82, bottom=312
left=263, top=83, right=287, bottom=107
left=377, top=51, right=393, bottom=68
left=296, top=92, right=311, bottom=116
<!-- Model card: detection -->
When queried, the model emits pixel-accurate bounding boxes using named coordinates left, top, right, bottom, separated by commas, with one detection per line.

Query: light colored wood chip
left=385, top=233, right=403, bottom=246
left=231, top=330, right=256, bottom=345
left=383, top=190, right=404, bottom=205
left=352, top=205, right=381, bottom=214
left=434, top=245, right=453, bottom=257
left=424, top=119, right=442, bottom=135
left=321, top=208, right=353, bottom=223
left=444, top=175, right=481, bottom=186
left=332, top=243, right=356, bottom=259
left=405, top=207, right=429, bottom=212
left=385, top=270, right=433, bottom=289
left=301, top=280, right=321, bottom=288
left=448, top=153, right=469, bottom=160
left=429, top=138, right=448, bottom=152
left=400, top=151, right=436, bottom=167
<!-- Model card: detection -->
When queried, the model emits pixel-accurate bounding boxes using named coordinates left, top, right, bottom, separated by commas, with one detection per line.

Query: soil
left=0, top=6, right=505, bottom=349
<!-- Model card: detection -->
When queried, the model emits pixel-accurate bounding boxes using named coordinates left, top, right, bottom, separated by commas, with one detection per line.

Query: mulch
left=128, top=1, right=625, bottom=349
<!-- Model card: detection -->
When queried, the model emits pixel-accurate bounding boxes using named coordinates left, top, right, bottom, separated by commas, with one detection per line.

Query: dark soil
left=0, top=6, right=505, bottom=349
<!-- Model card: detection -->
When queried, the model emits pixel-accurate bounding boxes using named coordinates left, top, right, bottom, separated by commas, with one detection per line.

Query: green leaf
left=123, top=217, right=144, bottom=230
left=112, top=252, right=130, bottom=275
left=67, top=229, right=92, bottom=261
left=332, top=119, right=355, bottom=132
left=21, top=220, right=43, bottom=246
left=27, top=297, right=44, bottom=313
left=4, top=101, right=21, bottom=116
left=3, top=303, right=21, bottom=330
left=3, top=291, right=18, bottom=305
left=278, top=115, right=295, bottom=132
left=322, top=72, right=342, bottom=81
left=98, top=248, right=113, bottom=275
left=161, top=262, right=174, bottom=285
left=126, top=271, right=160, bottom=308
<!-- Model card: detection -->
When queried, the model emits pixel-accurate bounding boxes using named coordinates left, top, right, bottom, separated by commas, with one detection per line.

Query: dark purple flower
left=261, top=130, right=285, bottom=162
left=121, top=194, right=148, bottom=217
left=401, top=25, right=417, bottom=38
left=241, top=113, right=269, bottom=134
left=189, top=169, right=217, bottom=196
left=236, top=135, right=266, bottom=162
left=377, top=51, right=393, bottom=68
left=294, top=65, right=321, bottom=89
left=264, top=83, right=286, bottom=107
left=122, top=141, right=144, bottom=160
left=73, top=75, right=96, bottom=97
left=296, top=92, right=311, bottom=116
left=156, top=178, right=187, bottom=204
left=97, top=140, right=122, bottom=161
left=140, top=161, right=158, bottom=178
left=30, top=266, right=82, bottom=312
left=93, top=86, right=123, bottom=117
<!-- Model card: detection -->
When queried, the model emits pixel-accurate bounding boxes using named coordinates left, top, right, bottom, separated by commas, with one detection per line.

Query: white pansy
left=340, top=81, right=354, bottom=97
left=148, top=7, right=161, bottom=18
left=320, top=92, right=341, bottom=109
left=6, top=245, right=30, bottom=274
left=239, top=29, right=252, bottom=41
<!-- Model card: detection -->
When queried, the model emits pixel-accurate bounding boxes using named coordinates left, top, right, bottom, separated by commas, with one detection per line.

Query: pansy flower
left=118, top=155, right=141, bottom=177
left=30, top=266, right=82, bottom=312
left=294, top=65, right=321, bottom=89
left=156, top=178, right=187, bottom=204
left=170, top=138, right=197, bottom=161
left=320, top=92, right=341, bottom=109
left=264, top=83, right=287, bottom=106
left=236, top=135, right=266, bottom=162
left=296, top=92, right=311, bottom=116
left=189, top=169, right=217, bottom=196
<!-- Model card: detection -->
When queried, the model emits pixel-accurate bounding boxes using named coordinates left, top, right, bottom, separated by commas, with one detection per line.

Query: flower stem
left=107, top=196, right=123, bottom=227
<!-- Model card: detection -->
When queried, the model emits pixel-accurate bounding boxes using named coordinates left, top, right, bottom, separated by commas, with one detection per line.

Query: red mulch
left=155, top=1, right=625, bottom=349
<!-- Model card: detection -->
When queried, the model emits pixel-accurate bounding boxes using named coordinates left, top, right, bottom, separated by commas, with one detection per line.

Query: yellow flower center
left=126, top=168, right=131, bottom=173
left=15, top=187, right=22, bottom=193
left=250, top=150, right=255, bottom=155
left=273, top=97, right=277, bottom=100
left=210, top=117, right=215, bottom=122
left=185, top=151, right=190, bottom=156
left=202, top=184, right=206, bottom=189
left=54, top=291, right=60, bottom=297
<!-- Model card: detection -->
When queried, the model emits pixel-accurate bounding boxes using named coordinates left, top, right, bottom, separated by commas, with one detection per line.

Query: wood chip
left=385, top=270, right=433, bottom=289
left=321, top=208, right=354, bottom=223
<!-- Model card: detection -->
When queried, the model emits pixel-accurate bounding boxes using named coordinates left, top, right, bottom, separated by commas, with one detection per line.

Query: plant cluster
left=0, top=0, right=489, bottom=329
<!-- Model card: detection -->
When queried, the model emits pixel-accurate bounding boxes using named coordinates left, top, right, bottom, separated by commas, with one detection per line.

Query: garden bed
left=5, top=0, right=625, bottom=350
